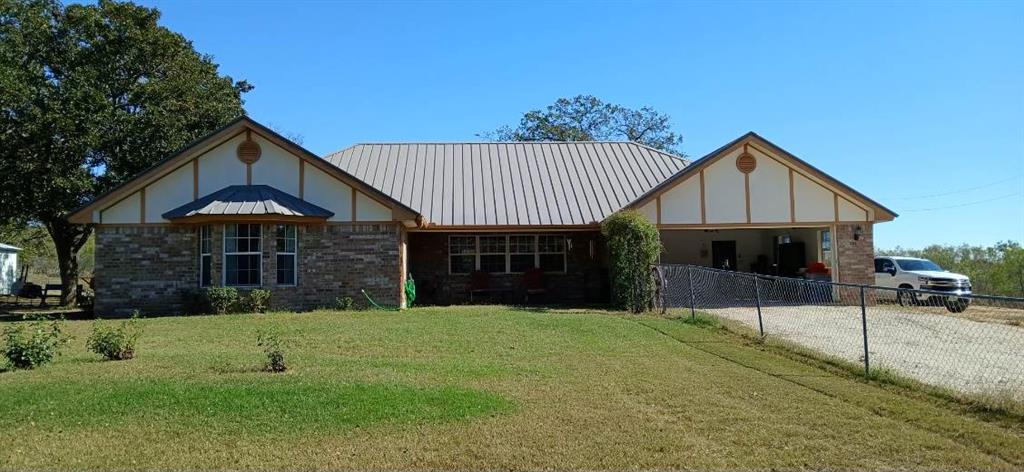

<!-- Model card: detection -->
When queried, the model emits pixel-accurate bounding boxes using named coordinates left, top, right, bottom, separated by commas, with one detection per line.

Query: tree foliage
left=877, top=241, right=1024, bottom=297
left=485, top=95, right=685, bottom=155
left=602, top=210, right=662, bottom=313
left=0, top=0, right=250, bottom=303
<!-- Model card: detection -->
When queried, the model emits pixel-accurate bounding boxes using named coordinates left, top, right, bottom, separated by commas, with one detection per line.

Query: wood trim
left=192, top=159, right=199, bottom=200
left=658, top=222, right=838, bottom=230
left=628, top=135, right=894, bottom=223
left=656, top=196, right=662, bottom=225
left=95, top=223, right=173, bottom=228
left=833, top=193, right=840, bottom=223
left=298, top=160, right=305, bottom=200
left=139, top=187, right=146, bottom=223
left=246, top=162, right=252, bottom=185
left=412, top=224, right=600, bottom=232
left=68, top=118, right=422, bottom=224
left=744, top=172, right=751, bottom=223
left=699, top=170, right=707, bottom=224
left=747, top=141, right=875, bottom=217
left=788, top=168, right=796, bottom=223
left=351, top=187, right=358, bottom=222
left=68, top=123, right=251, bottom=223
left=167, top=215, right=329, bottom=225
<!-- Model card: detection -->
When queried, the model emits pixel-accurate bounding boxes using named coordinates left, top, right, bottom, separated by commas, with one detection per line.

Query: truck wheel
left=945, top=298, right=970, bottom=313
left=897, top=286, right=917, bottom=306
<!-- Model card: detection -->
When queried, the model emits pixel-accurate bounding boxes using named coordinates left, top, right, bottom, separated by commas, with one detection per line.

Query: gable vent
left=237, top=138, right=261, bottom=164
left=736, top=153, right=756, bottom=173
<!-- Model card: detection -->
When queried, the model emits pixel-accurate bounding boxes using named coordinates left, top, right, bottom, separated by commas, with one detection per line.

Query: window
left=448, top=235, right=567, bottom=274
left=875, top=258, right=895, bottom=273
left=198, top=225, right=212, bottom=287
left=537, top=235, right=566, bottom=272
left=820, top=230, right=831, bottom=252
left=478, top=236, right=507, bottom=273
left=224, top=223, right=261, bottom=286
left=276, top=225, right=296, bottom=285
left=449, top=236, right=477, bottom=274
left=509, top=235, right=535, bottom=273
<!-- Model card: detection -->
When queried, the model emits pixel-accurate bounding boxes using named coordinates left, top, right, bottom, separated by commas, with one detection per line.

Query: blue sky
left=133, top=0, right=1023, bottom=249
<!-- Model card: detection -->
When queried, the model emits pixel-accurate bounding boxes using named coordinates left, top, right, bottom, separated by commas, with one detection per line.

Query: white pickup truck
left=873, top=256, right=972, bottom=313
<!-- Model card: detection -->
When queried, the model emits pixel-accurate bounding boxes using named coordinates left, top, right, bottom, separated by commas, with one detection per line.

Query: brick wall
left=835, top=223, right=874, bottom=286
left=94, top=226, right=197, bottom=315
left=94, top=223, right=402, bottom=315
left=408, top=231, right=609, bottom=305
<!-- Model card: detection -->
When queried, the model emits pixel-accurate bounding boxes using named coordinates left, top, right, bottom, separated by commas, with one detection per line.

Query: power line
left=902, top=191, right=1024, bottom=212
left=885, top=175, right=1022, bottom=200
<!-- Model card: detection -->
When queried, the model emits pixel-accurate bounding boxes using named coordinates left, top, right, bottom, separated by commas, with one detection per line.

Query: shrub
left=245, top=289, right=272, bottom=313
left=256, top=331, right=287, bottom=372
left=2, top=317, right=70, bottom=369
left=206, top=287, right=240, bottom=314
left=601, top=210, right=662, bottom=313
left=335, top=296, right=355, bottom=311
left=86, top=314, right=143, bottom=361
left=180, top=288, right=211, bottom=315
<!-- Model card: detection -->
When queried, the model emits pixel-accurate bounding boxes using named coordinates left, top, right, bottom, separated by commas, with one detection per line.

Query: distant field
left=0, top=307, right=1021, bottom=471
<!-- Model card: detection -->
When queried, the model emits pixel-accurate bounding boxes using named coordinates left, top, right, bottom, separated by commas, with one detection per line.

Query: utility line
left=902, top=191, right=1024, bottom=212
left=884, top=175, right=1022, bottom=200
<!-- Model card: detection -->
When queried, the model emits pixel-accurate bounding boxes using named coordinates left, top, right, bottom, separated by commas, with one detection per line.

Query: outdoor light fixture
left=854, top=226, right=864, bottom=241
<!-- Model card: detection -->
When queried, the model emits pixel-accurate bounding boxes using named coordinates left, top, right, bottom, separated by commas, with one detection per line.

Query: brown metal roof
left=323, top=142, right=687, bottom=226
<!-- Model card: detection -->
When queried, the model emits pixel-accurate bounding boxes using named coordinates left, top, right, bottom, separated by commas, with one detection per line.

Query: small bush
left=602, top=210, right=662, bottom=313
left=246, top=289, right=272, bottom=313
left=206, top=287, right=240, bottom=314
left=335, top=296, right=355, bottom=310
left=86, top=314, right=143, bottom=361
left=2, top=317, right=70, bottom=369
left=256, top=331, right=287, bottom=372
left=180, top=288, right=211, bottom=315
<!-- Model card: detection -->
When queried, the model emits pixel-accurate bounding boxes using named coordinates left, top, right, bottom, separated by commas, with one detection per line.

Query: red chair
left=523, top=268, right=546, bottom=303
left=468, top=271, right=491, bottom=302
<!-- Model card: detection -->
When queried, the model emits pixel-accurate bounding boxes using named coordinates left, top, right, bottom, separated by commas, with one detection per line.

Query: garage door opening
left=659, top=227, right=836, bottom=280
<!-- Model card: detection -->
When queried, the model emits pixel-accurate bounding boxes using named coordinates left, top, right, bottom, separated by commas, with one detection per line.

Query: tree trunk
left=45, top=219, right=93, bottom=306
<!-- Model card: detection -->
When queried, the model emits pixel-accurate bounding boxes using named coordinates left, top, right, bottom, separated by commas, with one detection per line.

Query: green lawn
left=0, top=307, right=1021, bottom=470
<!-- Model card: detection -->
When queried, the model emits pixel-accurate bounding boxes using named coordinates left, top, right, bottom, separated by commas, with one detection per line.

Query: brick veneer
left=94, top=223, right=402, bottom=315
left=834, top=223, right=874, bottom=286
left=407, top=231, right=610, bottom=305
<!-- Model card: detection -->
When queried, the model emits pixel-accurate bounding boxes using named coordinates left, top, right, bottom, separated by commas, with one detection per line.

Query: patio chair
left=523, top=268, right=546, bottom=304
left=468, top=271, right=492, bottom=303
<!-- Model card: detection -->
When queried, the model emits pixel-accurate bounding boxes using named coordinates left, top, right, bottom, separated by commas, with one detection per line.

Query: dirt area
left=702, top=303, right=1024, bottom=400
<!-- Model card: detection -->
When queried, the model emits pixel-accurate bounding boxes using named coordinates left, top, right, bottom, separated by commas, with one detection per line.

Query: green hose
left=361, top=274, right=416, bottom=311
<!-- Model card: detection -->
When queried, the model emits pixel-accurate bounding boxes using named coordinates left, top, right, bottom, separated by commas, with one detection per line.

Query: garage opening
left=659, top=227, right=836, bottom=280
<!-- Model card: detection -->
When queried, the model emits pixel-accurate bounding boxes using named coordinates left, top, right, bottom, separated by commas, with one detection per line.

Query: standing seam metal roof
left=161, top=185, right=334, bottom=219
left=323, top=142, right=687, bottom=226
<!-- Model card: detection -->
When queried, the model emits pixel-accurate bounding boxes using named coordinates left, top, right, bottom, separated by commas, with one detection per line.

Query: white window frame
left=448, top=234, right=567, bottom=275
left=198, top=225, right=212, bottom=287
left=536, top=234, right=568, bottom=273
left=275, top=224, right=298, bottom=286
left=223, top=223, right=262, bottom=287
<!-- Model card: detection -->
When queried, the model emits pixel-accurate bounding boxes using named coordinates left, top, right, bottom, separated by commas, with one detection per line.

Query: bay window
left=449, top=235, right=567, bottom=274
left=224, top=223, right=261, bottom=286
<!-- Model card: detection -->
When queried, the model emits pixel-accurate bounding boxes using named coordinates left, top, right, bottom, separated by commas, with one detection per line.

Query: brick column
left=835, top=223, right=873, bottom=286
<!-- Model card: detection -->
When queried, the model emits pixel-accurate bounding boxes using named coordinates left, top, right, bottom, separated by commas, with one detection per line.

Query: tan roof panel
left=324, top=142, right=687, bottom=227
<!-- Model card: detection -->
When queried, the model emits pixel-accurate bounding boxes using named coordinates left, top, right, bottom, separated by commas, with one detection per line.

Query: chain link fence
left=654, top=264, right=1024, bottom=402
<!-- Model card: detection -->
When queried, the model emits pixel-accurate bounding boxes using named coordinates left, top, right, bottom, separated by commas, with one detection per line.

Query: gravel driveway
left=703, top=304, right=1024, bottom=400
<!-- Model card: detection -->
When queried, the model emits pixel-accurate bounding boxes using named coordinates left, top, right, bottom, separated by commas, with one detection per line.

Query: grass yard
left=1, top=307, right=1022, bottom=470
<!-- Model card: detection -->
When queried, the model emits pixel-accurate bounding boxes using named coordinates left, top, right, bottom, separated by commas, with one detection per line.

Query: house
left=68, top=117, right=896, bottom=314
left=0, top=243, right=21, bottom=296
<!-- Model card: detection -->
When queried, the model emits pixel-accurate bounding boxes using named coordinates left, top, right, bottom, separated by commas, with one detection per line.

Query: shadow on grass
left=0, top=379, right=514, bottom=435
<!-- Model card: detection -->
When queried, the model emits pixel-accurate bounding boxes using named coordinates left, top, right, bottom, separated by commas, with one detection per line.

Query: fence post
left=754, top=274, right=764, bottom=337
left=860, top=285, right=870, bottom=378
left=687, top=265, right=696, bottom=321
